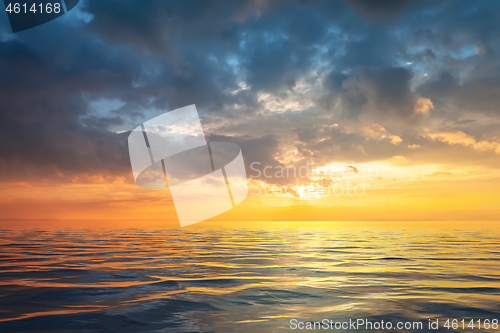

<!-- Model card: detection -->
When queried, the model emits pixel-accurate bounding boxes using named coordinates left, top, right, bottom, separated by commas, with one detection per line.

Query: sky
left=0, top=0, right=499, bottom=226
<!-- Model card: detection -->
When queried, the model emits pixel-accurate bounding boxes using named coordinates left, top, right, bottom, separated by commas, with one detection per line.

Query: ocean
left=0, top=224, right=499, bottom=332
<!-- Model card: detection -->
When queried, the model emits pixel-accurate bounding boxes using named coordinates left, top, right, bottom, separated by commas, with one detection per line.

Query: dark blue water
left=0, top=226, right=499, bottom=332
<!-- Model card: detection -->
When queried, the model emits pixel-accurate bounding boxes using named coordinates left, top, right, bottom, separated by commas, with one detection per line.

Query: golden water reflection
left=0, top=225, right=499, bottom=332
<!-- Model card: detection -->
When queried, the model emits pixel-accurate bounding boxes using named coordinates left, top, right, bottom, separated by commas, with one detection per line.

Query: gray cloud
left=0, top=0, right=500, bottom=184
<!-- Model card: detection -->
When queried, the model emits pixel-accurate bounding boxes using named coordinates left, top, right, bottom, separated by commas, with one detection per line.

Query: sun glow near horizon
left=1, top=153, right=498, bottom=225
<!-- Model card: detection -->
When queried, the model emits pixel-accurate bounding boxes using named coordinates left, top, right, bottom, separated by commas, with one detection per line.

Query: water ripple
left=0, top=227, right=498, bottom=332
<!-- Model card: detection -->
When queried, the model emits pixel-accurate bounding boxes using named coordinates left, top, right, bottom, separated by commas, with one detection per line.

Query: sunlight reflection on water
left=0, top=226, right=499, bottom=332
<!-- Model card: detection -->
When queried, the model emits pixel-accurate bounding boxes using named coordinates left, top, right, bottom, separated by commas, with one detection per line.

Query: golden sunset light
left=1, top=0, right=499, bottom=332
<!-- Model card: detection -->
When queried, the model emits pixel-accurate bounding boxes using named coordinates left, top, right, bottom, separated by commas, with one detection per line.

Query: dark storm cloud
left=346, top=0, right=415, bottom=20
left=0, top=35, right=133, bottom=181
left=208, top=133, right=283, bottom=174
left=82, top=0, right=249, bottom=55
left=0, top=0, right=500, bottom=183
left=339, top=66, right=417, bottom=118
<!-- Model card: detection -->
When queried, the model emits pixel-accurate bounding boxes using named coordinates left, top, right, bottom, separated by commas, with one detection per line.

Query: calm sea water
left=0, top=226, right=499, bottom=332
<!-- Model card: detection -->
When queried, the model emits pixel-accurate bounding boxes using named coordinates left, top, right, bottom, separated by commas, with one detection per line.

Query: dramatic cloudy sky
left=0, top=0, right=499, bottom=224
